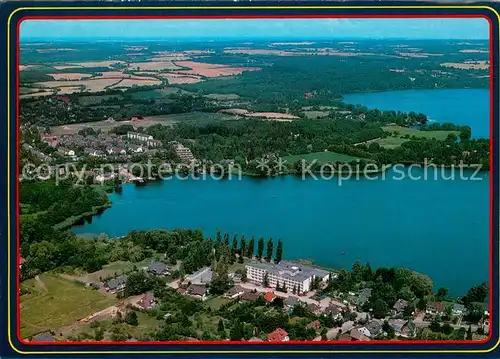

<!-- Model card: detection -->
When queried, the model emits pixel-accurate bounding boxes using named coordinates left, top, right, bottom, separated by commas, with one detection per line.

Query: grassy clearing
left=77, top=94, right=124, bottom=106
left=20, top=274, right=116, bottom=338
left=204, top=296, right=232, bottom=311
left=302, top=110, right=331, bottom=119
left=204, top=93, right=240, bottom=100
left=130, top=87, right=193, bottom=100
left=372, top=136, right=410, bottom=149
left=283, top=151, right=366, bottom=165
left=382, top=125, right=459, bottom=141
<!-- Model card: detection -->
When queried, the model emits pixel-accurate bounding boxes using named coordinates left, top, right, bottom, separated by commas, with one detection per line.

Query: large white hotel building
left=245, top=260, right=331, bottom=294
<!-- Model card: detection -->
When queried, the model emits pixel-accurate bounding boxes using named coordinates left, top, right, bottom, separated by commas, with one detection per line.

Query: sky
left=20, top=18, right=489, bottom=42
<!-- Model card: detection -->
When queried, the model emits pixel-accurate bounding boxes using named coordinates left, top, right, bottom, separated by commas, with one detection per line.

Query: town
left=21, top=231, right=490, bottom=343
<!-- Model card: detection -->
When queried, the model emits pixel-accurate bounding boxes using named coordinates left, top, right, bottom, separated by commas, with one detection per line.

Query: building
left=245, top=260, right=330, bottom=294
left=186, top=284, right=207, bottom=301
left=393, top=299, right=409, bottom=314
left=350, top=328, right=370, bottom=341
left=32, top=332, right=56, bottom=342
left=241, top=291, right=261, bottom=302
left=426, top=301, right=445, bottom=315
left=223, top=286, right=245, bottom=299
left=171, top=142, right=195, bottom=163
left=128, top=144, right=144, bottom=153
left=452, top=303, right=465, bottom=316
left=264, top=292, right=277, bottom=303
left=104, top=275, right=127, bottom=294
left=127, top=132, right=153, bottom=142
left=307, top=303, right=322, bottom=315
left=267, top=328, right=289, bottom=342
left=362, top=320, right=382, bottom=338
left=284, top=296, right=300, bottom=309
left=356, top=288, right=372, bottom=307
left=148, top=262, right=169, bottom=276
left=306, top=320, right=321, bottom=330
left=57, top=147, right=75, bottom=156
left=107, top=147, right=126, bottom=156
left=137, top=293, right=156, bottom=309
left=324, top=303, right=343, bottom=320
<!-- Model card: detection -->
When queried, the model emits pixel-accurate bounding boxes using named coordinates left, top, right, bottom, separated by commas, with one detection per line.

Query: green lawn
left=204, top=296, right=232, bottom=311
left=382, top=125, right=460, bottom=141
left=372, top=136, right=410, bottom=149
left=20, top=274, right=116, bottom=338
left=283, top=151, right=366, bottom=165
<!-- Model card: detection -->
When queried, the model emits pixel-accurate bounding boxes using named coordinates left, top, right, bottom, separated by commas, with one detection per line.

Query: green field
left=203, top=93, right=240, bottom=100
left=78, top=94, right=124, bottom=106
left=20, top=274, right=116, bottom=338
left=372, top=136, right=410, bottom=149
left=382, top=126, right=460, bottom=141
left=283, top=151, right=366, bottom=165
left=130, top=87, right=192, bottom=100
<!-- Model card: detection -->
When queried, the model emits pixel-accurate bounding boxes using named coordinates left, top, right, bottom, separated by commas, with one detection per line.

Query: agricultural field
left=78, top=94, right=124, bottom=106
left=20, top=274, right=116, bottom=338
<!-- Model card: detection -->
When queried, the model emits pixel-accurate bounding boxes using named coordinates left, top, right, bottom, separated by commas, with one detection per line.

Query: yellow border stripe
left=7, top=4, right=500, bottom=355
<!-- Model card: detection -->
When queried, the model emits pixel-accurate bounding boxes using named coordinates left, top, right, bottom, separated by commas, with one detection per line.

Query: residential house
left=57, top=147, right=75, bottom=156
left=148, top=262, right=169, bottom=276
left=104, top=275, right=128, bottom=294
left=19, top=257, right=25, bottom=269
left=356, top=288, right=372, bottom=308
left=426, top=302, right=445, bottom=315
left=107, top=147, right=126, bottom=156
left=452, top=303, right=465, bottom=316
left=240, top=291, right=261, bottom=302
left=267, top=328, right=289, bottom=342
left=264, top=292, right=277, bottom=303
left=41, top=135, right=59, bottom=148
left=363, top=320, right=382, bottom=338
left=324, top=303, right=343, bottom=320
left=401, top=320, right=416, bottom=338
left=350, top=328, right=370, bottom=341
left=284, top=296, right=300, bottom=309
left=137, top=293, right=156, bottom=310
left=223, top=285, right=245, bottom=299
left=248, top=337, right=264, bottom=342
left=186, top=267, right=213, bottom=285
left=128, top=144, right=144, bottom=153
left=307, top=303, right=322, bottom=315
left=393, top=299, right=409, bottom=314
left=147, top=139, right=163, bottom=148
left=186, top=284, right=207, bottom=301
left=338, top=334, right=353, bottom=341
left=32, top=332, right=56, bottom=342
left=306, top=320, right=321, bottom=331
left=388, top=319, right=406, bottom=336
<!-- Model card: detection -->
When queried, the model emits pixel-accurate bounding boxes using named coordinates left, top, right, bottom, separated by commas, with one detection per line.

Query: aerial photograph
left=18, top=18, right=490, bottom=343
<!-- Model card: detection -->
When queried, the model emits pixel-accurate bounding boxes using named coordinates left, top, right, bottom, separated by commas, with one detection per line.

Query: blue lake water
left=343, top=89, right=490, bottom=138
left=73, top=168, right=489, bottom=297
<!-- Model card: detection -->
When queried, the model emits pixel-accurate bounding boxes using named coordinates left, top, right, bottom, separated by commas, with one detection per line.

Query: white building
left=245, top=260, right=330, bottom=294
left=127, top=132, right=153, bottom=142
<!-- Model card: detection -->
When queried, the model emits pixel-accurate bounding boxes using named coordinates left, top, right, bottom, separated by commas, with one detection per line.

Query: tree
left=239, top=235, right=247, bottom=258
left=430, top=317, right=441, bottom=333
left=125, top=311, right=138, bottom=326
left=218, top=319, right=225, bottom=334
left=232, top=235, right=238, bottom=255
left=436, top=287, right=448, bottom=301
left=382, top=320, right=395, bottom=339
left=94, top=328, right=104, bottom=341
left=263, top=273, right=269, bottom=287
left=257, top=237, right=264, bottom=259
left=275, top=239, right=283, bottom=263
left=466, top=326, right=473, bottom=340
left=247, top=236, right=255, bottom=258
left=230, top=319, right=244, bottom=340
left=265, top=237, right=274, bottom=262
left=224, top=233, right=229, bottom=246
left=442, top=323, right=453, bottom=335
left=292, top=284, right=297, bottom=295
left=216, top=229, right=222, bottom=246
left=463, top=283, right=488, bottom=306
left=372, top=298, right=389, bottom=319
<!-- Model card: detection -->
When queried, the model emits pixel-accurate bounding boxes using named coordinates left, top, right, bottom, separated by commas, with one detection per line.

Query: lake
left=343, top=89, right=490, bottom=138
left=73, top=168, right=489, bottom=297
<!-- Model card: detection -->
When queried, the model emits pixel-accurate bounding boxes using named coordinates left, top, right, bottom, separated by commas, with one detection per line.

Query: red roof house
left=264, top=292, right=277, bottom=303
left=306, top=320, right=321, bottom=330
left=267, top=328, right=289, bottom=342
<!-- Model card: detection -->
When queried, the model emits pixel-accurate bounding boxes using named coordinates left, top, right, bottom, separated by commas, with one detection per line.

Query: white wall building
left=245, top=261, right=330, bottom=294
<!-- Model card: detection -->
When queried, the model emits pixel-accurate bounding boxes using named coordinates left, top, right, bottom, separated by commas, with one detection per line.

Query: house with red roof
left=267, top=328, right=289, bottom=342
left=264, top=292, right=277, bottom=303
left=426, top=301, right=445, bottom=315
left=306, top=320, right=321, bottom=330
